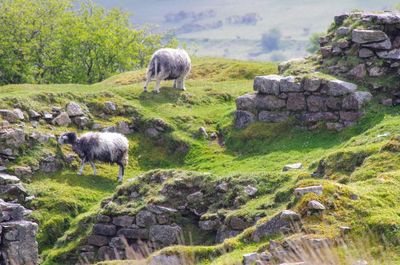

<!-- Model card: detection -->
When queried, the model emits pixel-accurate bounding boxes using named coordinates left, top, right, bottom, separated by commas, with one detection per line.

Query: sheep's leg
left=177, top=77, right=186, bottom=91
left=173, top=79, right=177, bottom=89
left=154, top=78, right=162, bottom=93
left=117, top=164, right=124, bottom=183
left=143, top=72, right=152, bottom=92
left=78, top=159, right=86, bottom=175
left=89, top=161, right=97, bottom=176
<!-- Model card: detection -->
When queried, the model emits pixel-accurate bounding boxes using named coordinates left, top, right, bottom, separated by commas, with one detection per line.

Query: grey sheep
left=58, top=132, right=129, bottom=182
left=144, top=48, right=191, bottom=93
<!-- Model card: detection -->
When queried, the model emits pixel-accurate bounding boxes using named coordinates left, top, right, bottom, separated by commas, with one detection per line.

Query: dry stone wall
left=234, top=75, right=372, bottom=130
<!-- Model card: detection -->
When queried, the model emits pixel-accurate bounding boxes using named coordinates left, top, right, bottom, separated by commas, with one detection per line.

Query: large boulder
left=342, top=92, right=372, bottom=110
left=66, top=102, right=84, bottom=117
left=149, top=225, right=182, bottom=246
left=0, top=110, right=22, bottom=123
left=1, top=221, right=39, bottom=265
left=234, top=110, right=255, bottom=129
left=352, top=29, right=389, bottom=44
left=52, top=112, right=71, bottom=127
left=253, top=75, right=283, bottom=95
left=327, top=80, right=357, bottom=96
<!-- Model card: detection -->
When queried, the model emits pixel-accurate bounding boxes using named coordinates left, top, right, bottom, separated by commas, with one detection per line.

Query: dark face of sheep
left=58, top=132, right=78, bottom=145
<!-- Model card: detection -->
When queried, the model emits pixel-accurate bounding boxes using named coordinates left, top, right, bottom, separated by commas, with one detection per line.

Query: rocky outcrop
left=316, top=12, right=400, bottom=96
left=234, top=75, right=371, bottom=130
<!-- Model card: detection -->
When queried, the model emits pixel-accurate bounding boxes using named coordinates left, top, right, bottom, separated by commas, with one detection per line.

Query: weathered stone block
left=327, top=80, right=357, bottom=96
left=234, top=110, right=255, bottom=129
left=253, top=75, right=282, bottom=95
left=342, top=91, right=372, bottom=110
left=93, top=224, right=116, bottom=236
left=258, top=111, right=289, bottom=123
left=287, top=93, right=306, bottom=111
left=236, top=93, right=257, bottom=112
left=307, top=95, right=326, bottom=112
left=280, top=76, right=302, bottom=93
left=352, top=29, right=389, bottom=44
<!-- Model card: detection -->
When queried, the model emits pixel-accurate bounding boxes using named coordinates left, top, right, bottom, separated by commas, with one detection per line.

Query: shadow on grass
left=138, top=86, right=187, bottom=106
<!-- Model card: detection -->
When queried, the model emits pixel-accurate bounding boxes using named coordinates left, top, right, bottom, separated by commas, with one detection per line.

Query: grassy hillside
left=2, top=57, right=400, bottom=264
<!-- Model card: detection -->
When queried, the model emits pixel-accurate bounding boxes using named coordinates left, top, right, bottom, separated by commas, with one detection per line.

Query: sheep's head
left=58, top=132, right=78, bottom=145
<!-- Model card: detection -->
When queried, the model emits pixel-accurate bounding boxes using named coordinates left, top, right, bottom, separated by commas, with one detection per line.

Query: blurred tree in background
left=0, top=0, right=177, bottom=84
left=307, top=32, right=323, bottom=53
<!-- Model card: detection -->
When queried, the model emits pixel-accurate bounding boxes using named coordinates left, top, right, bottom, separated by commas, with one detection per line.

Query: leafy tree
left=0, top=0, right=176, bottom=84
left=307, top=32, right=324, bottom=53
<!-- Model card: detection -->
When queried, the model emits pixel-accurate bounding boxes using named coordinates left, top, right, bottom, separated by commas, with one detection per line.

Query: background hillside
left=95, top=0, right=399, bottom=61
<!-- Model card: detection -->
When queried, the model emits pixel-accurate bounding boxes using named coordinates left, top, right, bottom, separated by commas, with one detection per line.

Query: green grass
left=1, top=57, right=400, bottom=264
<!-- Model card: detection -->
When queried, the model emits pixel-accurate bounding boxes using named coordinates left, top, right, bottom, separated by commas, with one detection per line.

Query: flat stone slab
left=283, top=163, right=303, bottom=171
left=294, top=185, right=323, bottom=197
left=0, top=173, right=20, bottom=185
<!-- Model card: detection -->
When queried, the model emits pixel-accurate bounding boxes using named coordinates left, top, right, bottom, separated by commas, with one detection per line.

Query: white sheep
left=144, top=48, right=191, bottom=93
left=58, top=132, right=129, bottom=182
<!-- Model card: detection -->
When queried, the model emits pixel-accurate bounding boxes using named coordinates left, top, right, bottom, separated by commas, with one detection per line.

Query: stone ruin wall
left=234, top=75, right=372, bottom=130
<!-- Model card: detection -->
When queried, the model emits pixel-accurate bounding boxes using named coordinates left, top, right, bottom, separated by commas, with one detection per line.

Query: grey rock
left=149, top=225, right=182, bottom=246
left=280, top=210, right=301, bottom=222
left=244, top=185, right=258, bottom=197
left=280, top=76, right=302, bottom=93
left=40, top=155, right=62, bottom=173
left=0, top=128, right=26, bottom=148
left=320, top=46, right=332, bottom=58
left=230, top=216, right=251, bottom=230
left=109, top=236, right=126, bottom=250
left=116, top=121, right=132, bottom=135
left=66, top=102, right=84, bottom=117
left=348, top=64, right=367, bottom=79
left=28, top=110, right=41, bottom=120
left=0, top=183, right=28, bottom=202
left=243, top=253, right=259, bottom=265
left=352, top=29, right=389, bottom=44
left=327, top=80, right=357, bottom=96
left=381, top=98, right=393, bottom=106
left=307, top=200, right=326, bottom=211
left=0, top=110, right=21, bottom=123
left=259, top=111, right=289, bottom=123
left=136, top=210, right=156, bottom=228
left=14, top=166, right=32, bottom=179
left=92, top=224, right=116, bottom=236
left=362, top=39, right=392, bottom=50
left=326, top=97, right=342, bottom=110
left=13, top=109, right=25, bottom=120
left=0, top=199, right=29, bottom=222
left=299, top=112, right=338, bottom=124
left=187, top=191, right=204, bottom=204
left=146, top=205, right=178, bottom=215
left=199, top=127, right=208, bottom=138
left=303, top=77, right=321, bottom=92
left=43, top=112, right=53, bottom=121
left=256, top=95, right=286, bottom=110
left=234, top=110, right=255, bottom=129
left=96, top=215, right=111, bottom=223
left=87, top=234, right=109, bottom=247
left=52, top=112, right=71, bottom=127
left=252, top=211, right=296, bottom=242
left=283, top=163, right=303, bottom=171
left=334, top=14, right=349, bottom=26
left=216, top=182, right=229, bottom=193
left=104, top=101, right=117, bottom=114
left=1, top=221, right=38, bottom=265
left=294, top=185, right=323, bottom=197
left=307, top=96, right=326, bottom=112
left=359, top=48, right=374, bottom=58
left=253, top=75, right=283, bottom=95
left=73, top=116, right=91, bottom=129
left=368, top=66, right=386, bottom=77
left=145, top=128, right=160, bottom=138
left=236, top=93, right=257, bottom=112
left=336, top=27, right=350, bottom=36
left=339, top=111, right=363, bottom=122
left=287, top=93, right=306, bottom=111
left=342, top=92, right=372, bottom=110
left=216, top=226, right=241, bottom=243
left=0, top=173, right=20, bottom=185
left=199, top=218, right=221, bottom=231
left=117, top=227, right=149, bottom=240
left=98, top=246, right=116, bottom=260
left=377, top=49, right=400, bottom=59
left=112, top=215, right=134, bottom=227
